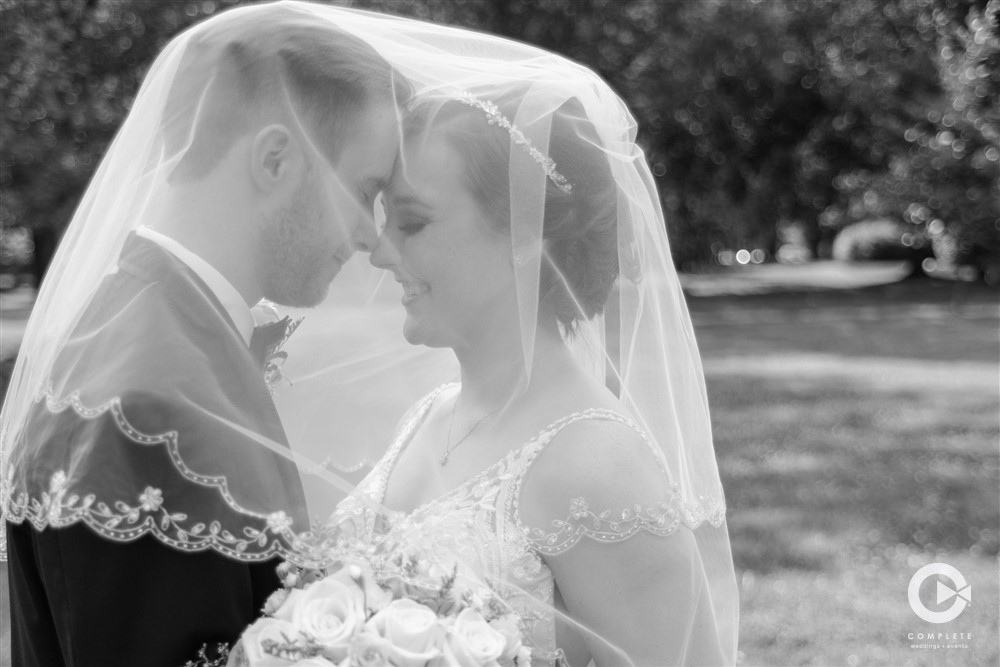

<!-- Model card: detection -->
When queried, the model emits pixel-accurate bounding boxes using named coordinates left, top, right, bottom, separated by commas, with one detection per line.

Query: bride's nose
left=369, top=229, right=399, bottom=269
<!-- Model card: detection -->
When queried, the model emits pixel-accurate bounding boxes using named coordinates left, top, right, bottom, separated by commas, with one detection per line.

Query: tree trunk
left=30, top=226, right=59, bottom=288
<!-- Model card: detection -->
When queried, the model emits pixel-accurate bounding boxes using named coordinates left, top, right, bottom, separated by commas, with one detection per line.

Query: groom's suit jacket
left=6, top=233, right=305, bottom=667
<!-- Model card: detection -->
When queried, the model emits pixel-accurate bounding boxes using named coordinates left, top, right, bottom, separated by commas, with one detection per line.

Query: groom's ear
left=250, top=124, right=302, bottom=193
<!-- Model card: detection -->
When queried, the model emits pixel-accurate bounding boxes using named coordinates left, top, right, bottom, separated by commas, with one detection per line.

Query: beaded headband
left=455, top=92, right=573, bottom=194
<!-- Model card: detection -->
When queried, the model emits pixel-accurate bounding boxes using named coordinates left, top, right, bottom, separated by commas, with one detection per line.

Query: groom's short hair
left=162, top=5, right=410, bottom=181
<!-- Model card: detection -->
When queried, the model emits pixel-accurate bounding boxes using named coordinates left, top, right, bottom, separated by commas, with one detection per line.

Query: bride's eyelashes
left=397, top=215, right=430, bottom=235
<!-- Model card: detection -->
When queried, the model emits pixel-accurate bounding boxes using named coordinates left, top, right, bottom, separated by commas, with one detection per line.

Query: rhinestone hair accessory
left=455, top=92, right=573, bottom=194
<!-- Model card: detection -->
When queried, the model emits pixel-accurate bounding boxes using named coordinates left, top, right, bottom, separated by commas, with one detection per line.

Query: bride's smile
left=371, top=132, right=517, bottom=350
left=399, top=279, right=429, bottom=304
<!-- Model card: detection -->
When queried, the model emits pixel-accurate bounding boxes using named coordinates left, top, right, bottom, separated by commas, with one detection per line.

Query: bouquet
left=228, top=539, right=532, bottom=667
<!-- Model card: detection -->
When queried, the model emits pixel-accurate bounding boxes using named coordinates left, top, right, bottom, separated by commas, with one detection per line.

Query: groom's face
left=261, top=104, right=400, bottom=307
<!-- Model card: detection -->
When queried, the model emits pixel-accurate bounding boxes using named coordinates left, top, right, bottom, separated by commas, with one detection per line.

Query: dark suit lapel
left=115, top=232, right=287, bottom=445
left=117, top=233, right=244, bottom=343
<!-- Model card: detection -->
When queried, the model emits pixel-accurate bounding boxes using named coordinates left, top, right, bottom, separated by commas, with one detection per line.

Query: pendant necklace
left=439, top=398, right=502, bottom=466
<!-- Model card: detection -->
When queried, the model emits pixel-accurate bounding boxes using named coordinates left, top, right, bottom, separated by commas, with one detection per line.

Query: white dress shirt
left=135, top=227, right=255, bottom=346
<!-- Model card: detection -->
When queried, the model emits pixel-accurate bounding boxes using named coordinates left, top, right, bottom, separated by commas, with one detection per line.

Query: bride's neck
left=454, top=322, right=567, bottom=410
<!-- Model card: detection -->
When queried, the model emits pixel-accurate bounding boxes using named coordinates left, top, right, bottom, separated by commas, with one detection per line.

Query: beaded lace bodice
left=331, top=385, right=688, bottom=665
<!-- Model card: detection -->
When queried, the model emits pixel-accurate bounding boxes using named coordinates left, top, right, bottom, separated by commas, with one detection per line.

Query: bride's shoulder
left=519, top=371, right=668, bottom=496
left=527, top=411, right=666, bottom=490
left=516, top=410, right=676, bottom=545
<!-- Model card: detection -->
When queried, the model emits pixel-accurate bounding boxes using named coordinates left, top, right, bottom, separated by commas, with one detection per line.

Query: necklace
left=439, top=398, right=502, bottom=466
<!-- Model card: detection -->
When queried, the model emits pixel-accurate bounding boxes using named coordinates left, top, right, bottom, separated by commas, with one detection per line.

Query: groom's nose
left=351, top=215, right=379, bottom=253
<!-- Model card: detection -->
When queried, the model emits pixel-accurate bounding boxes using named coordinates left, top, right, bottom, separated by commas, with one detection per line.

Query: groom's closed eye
left=360, top=177, right=389, bottom=208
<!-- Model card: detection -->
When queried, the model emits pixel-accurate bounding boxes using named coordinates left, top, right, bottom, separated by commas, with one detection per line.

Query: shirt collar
left=135, top=227, right=255, bottom=346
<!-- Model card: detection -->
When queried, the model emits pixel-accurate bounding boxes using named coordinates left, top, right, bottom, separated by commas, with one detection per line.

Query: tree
left=810, top=0, right=998, bottom=279
left=0, top=0, right=238, bottom=282
left=1, top=0, right=996, bottom=276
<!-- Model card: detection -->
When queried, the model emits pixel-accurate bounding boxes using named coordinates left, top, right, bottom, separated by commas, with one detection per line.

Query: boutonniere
left=250, top=305, right=304, bottom=396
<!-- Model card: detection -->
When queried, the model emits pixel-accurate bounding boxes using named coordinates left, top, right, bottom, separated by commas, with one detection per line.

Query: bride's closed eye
left=395, top=214, right=430, bottom=235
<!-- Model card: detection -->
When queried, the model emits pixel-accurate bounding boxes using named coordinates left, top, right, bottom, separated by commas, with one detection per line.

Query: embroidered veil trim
left=1, top=386, right=296, bottom=561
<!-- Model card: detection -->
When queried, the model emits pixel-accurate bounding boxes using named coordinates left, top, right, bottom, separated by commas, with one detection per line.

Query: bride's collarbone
left=382, top=419, right=517, bottom=513
left=382, top=378, right=623, bottom=513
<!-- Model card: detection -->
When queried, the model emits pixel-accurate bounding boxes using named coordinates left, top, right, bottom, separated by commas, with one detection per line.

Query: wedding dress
left=331, top=384, right=718, bottom=666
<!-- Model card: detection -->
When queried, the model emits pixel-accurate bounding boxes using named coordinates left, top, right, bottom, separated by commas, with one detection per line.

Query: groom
left=4, top=7, right=406, bottom=667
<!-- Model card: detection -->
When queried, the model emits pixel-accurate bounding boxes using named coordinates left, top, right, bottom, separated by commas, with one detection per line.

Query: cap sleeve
left=513, top=410, right=685, bottom=556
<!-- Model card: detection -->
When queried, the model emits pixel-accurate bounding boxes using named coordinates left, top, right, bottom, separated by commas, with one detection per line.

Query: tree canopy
left=1, top=0, right=996, bottom=278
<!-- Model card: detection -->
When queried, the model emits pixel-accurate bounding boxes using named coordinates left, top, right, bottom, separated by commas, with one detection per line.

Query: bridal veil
left=1, top=2, right=737, bottom=664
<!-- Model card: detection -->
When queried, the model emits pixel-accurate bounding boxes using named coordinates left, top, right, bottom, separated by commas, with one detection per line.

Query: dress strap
left=367, top=383, right=455, bottom=502
left=508, top=408, right=683, bottom=556
left=516, top=407, right=666, bottom=476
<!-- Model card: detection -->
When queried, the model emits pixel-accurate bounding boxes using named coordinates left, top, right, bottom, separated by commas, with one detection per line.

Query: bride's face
left=371, top=132, right=516, bottom=349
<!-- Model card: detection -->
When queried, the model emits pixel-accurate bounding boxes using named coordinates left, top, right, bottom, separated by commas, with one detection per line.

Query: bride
left=324, top=78, right=738, bottom=665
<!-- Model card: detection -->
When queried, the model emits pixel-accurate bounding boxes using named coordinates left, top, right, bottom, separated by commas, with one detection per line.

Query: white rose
left=370, top=599, right=442, bottom=666
left=488, top=615, right=526, bottom=667
left=349, top=627, right=395, bottom=667
left=240, top=617, right=302, bottom=667
left=262, top=588, right=291, bottom=617
left=290, top=578, right=366, bottom=662
left=444, top=609, right=507, bottom=667
left=270, top=588, right=305, bottom=622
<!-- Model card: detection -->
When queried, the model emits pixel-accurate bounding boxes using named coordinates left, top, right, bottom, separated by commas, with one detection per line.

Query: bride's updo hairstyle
left=405, top=89, right=620, bottom=335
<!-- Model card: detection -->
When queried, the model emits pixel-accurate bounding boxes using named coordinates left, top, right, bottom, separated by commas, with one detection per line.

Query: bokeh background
left=0, top=1, right=997, bottom=665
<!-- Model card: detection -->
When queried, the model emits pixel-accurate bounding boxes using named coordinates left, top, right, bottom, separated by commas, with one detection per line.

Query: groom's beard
left=260, top=178, right=337, bottom=308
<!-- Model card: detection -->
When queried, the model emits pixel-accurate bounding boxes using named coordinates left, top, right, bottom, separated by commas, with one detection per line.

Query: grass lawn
left=1, top=262, right=996, bottom=666
left=689, top=266, right=999, bottom=666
